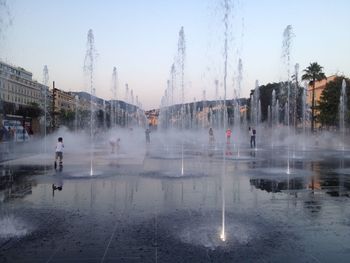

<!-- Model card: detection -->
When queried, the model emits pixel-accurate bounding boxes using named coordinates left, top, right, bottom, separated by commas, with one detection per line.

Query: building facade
left=306, top=75, right=336, bottom=107
left=306, top=75, right=336, bottom=128
left=0, top=61, right=49, bottom=108
left=0, top=61, right=50, bottom=134
left=53, top=87, right=76, bottom=113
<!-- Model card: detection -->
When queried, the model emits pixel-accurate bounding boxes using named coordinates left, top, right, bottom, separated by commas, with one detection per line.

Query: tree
left=59, top=109, right=75, bottom=129
left=318, top=77, right=350, bottom=128
left=301, top=62, right=326, bottom=133
left=249, top=82, right=288, bottom=124
left=258, top=82, right=283, bottom=122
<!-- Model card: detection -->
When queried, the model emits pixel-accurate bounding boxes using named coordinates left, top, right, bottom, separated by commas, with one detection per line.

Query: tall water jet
left=267, top=105, right=271, bottom=126
left=282, top=25, right=294, bottom=175
left=214, top=79, right=219, bottom=128
left=125, top=84, right=129, bottom=126
left=276, top=99, right=280, bottom=126
left=234, top=58, right=243, bottom=152
left=170, top=64, right=176, bottom=128
left=135, top=95, right=139, bottom=108
left=339, top=79, right=347, bottom=150
left=111, top=67, right=118, bottom=128
left=103, top=100, right=106, bottom=130
left=0, top=0, right=12, bottom=40
left=130, top=89, right=134, bottom=105
left=42, top=65, right=49, bottom=153
left=125, top=84, right=129, bottom=103
left=202, top=90, right=207, bottom=128
left=292, top=63, right=299, bottom=129
left=283, top=102, right=288, bottom=125
left=187, top=104, right=191, bottom=129
left=271, top=89, right=278, bottom=148
left=234, top=59, right=243, bottom=127
left=158, top=82, right=169, bottom=130
left=301, top=83, right=308, bottom=150
left=220, top=0, right=233, bottom=243
left=193, top=99, right=198, bottom=129
left=251, top=80, right=260, bottom=128
left=233, top=99, right=240, bottom=128
left=282, top=25, right=294, bottom=129
left=271, top=90, right=277, bottom=126
left=236, top=58, right=243, bottom=101
left=83, top=29, right=97, bottom=176
left=170, top=64, right=176, bottom=106
left=74, top=95, right=79, bottom=132
left=177, top=26, right=186, bottom=176
left=178, top=26, right=185, bottom=107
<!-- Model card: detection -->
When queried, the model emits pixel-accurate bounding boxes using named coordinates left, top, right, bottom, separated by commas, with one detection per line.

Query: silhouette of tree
left=318, top=77, right=350, bottom=128
left=301, top=62, right=326, bottom=132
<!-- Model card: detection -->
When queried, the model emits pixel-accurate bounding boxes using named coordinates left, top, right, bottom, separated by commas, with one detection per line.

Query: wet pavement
left=1, top=138, right=350, bottom=262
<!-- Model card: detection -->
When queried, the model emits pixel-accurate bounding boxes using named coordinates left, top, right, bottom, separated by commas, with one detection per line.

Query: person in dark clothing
left=249, top=127, right=256, bottom=148
left=145, top=128, right=151, bottom=144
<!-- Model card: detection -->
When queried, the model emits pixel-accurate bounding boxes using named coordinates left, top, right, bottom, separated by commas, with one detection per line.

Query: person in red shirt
left=226, top=128, right=232, bottom=144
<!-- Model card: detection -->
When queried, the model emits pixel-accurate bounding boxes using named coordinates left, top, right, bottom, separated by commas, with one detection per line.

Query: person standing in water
left=145, top=128, right=151, bottom=144
left=109, top=136, right=117, bottom=153
left=226, top=128, right=232, bottom=144
left=209, top=127, right=215, bottom=143
left=249, top=127, right=256, bottom=148
left=54, top=137, right=64, bottom=169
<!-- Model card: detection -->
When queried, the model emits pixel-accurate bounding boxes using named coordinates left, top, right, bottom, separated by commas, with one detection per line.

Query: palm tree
left=302, top=62, right=326, bottom=133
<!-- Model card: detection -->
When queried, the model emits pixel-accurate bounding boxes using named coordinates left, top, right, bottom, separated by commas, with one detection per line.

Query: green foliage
left=59, top=109, right=75, bottom=127
left=258, top=82, right=284, bottom=122
left=318, top=77, right=350, bottom=127
left=249, top=82, right=288, bottom=123
left=301, top=62, right=326, bottom=132
left=2, top=101, right=43, bottom=118
left=302, top=62, right=326, bottom=83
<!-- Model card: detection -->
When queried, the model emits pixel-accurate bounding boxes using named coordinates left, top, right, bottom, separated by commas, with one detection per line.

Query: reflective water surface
left=1, top=141, right=350, bottom=262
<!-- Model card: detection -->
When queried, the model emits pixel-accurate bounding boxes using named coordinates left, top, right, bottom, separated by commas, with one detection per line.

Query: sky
left=1, top=0, right=349, bottom=110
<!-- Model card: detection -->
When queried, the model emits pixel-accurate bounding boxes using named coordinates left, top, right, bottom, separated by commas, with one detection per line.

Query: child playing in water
left=226, top=128, right=232, bottom=144
left=116, top=138, right=121, bottom=154
left=109, top=136, right=117, bottom=153
left=145, top=128, right=151, bottom=144
left=54, top=137, right=64, bottom=169
left=209, top=127, right=215, bottom=143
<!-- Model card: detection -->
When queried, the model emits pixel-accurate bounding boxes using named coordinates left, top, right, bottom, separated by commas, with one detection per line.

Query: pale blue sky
left=1, top=0, right=349, bottom=109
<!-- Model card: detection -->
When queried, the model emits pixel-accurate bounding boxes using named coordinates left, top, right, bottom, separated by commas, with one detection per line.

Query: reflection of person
left=226, top=128, right=232, bottom=144
left=52, top=184, right=62, bottom=191
left=209, top=127, right=215, bottom=143
left=54, top=137, right=64, bottom=169
left=145, top=128, right=151, bottom=144
left=225, top=142, right=232, bottom=156
left=250, top=149, right=256, bottom=158
left=52, top=180, right=63, bottom=196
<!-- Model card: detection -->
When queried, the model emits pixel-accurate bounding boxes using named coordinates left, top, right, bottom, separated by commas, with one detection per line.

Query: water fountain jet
left=83, top=29, right=97, bottom=176
left=339, top=79, right=347, bottom=151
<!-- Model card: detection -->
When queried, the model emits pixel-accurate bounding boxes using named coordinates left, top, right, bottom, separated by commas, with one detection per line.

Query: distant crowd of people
left=0, top=126, right=15, bottom=142
left=208, top=126, right=256, bottom=148
left=0, top=125, right=33, bottom=142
